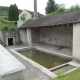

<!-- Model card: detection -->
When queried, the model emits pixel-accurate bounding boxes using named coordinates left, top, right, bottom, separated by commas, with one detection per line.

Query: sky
left=0, top=0, right=80, bottom=14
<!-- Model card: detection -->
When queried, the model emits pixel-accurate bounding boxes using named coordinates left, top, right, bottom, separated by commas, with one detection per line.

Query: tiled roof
left=26, top=10, right=43, bottom=18
left=19, top=9, right=80, bottom=28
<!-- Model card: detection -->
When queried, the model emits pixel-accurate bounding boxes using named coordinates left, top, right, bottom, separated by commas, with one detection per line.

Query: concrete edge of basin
left=10, top=48, right=57, bottom=78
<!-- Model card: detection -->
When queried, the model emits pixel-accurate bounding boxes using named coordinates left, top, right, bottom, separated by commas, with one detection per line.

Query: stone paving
left=5, top=43, right=72, bottom=80
left=5, top=43, right=72, bottom=57
left=32, top=43, right=72, bottom=57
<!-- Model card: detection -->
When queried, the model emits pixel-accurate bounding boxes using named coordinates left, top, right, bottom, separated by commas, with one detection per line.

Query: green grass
left=0, top=24, right=17, bottom=31
left=0, top=16, right=17, bottom=30
left=51, top=68, right=80, bottom=80
left=0, top=11, right=8, bottom=16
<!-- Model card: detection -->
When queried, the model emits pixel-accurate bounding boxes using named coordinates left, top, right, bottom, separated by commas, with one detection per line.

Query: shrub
left=1, top=26, right=8, bottom=30
left=8, top=26, right=17, bottom=30
left=23, top=18, right=33, bottom=25
left=0, top=25, right=17, bottom=31
left=20, top=14, right=26, bottom=21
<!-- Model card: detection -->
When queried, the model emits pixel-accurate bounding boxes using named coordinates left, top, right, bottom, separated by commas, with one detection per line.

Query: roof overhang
left=18, top=23, right=73, bottom=29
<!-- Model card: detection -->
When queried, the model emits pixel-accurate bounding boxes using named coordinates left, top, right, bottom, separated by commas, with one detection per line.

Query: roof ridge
left=47, top=8, right=80, bottom=17
left=26, top=10, right=33, bottom=12
left=33, top=9, right=80, bottom=21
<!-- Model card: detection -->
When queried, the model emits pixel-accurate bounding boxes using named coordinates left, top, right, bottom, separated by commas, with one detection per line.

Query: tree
left=45, top=0, right=58, bottom=14
left=8, top=4, right=19, bottom=21
left=0, top=6, right=9, bottom=11
left=67, top=4, right=80, bottom=11
left=52, top=4, right=66, bottom=14
left=23, top=18, right=33, bottom=25
left=8, top=4, right=12, bottom=20
left=20, top=14, right=26, bottom=21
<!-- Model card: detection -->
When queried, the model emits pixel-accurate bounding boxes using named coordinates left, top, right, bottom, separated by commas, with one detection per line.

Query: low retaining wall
left=0, top=44, right=26, bottom=80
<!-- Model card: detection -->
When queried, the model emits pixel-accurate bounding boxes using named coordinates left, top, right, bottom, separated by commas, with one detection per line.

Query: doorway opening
left=8, top=38, right=14, bottom=45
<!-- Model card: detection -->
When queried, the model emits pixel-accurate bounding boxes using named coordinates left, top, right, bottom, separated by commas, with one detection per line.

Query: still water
left=51, top=64, right=75, bottom=75
left=19, top=49, right=71, bottom=69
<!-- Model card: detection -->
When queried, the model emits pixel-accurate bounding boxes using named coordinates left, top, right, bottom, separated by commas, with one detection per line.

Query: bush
left=20, top=14, right=26, bottom=21
left=4, top=16, right=8, bottom=20
left=0, top=25, right=17, bottom=31
left=8, top=26, right=17, bottom=30
left=1, top=26, right=8, bottom=30
left=23, top=18, right=33, bottom=25
left=0, top=18, right=16, bottom=24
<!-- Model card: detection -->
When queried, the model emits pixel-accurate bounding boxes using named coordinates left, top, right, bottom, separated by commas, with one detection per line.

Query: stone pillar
left=27, top=28, right=32, bottom=46
left=73, top=23, right=80, bottom=60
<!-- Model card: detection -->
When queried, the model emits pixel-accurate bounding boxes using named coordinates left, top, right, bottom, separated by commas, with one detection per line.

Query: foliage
left=51, top=68, right=80, bottom=80
left=0, top=16, right=5, bottom=19
left=8, top=26, right=17, bottom=30
left=0, top=6, right=22, bottom=31
left=0, top=18, right=16, bottom=25
left=0, top=11, right=8, bottom=16
left=53, top=8, right=66, bottom=14
left=0, top=6, right=9, bottom=11
left=20, top=14, right=26, bottom=21
left=0, top=25, right=17, bottom=31
left=4, top=16, right=8, bottom=20
left=45, top=0, right=58, bottom=14
left=67, top=4, right=80, bottom=11
left=0, top=6, right=22, bottom=14
left=46, top=4, right=66, bottom=15
left=52, top=4, right=66, bottom=14
left=8, top=4, right=19, bottom=21
left=1, top=26, right=8, bottom=30
left=23, top=18, right=33, bottom=25
left=47, top=4, right=80, bottom=15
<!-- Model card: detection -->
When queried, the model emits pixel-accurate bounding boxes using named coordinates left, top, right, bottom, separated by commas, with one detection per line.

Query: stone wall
left=39, top=26, right=72, bottom=47
left=0, top=31, right=2, bottom=41
left=2, top=30, right=20, bottom=45
left=31, top=29, right=40, bottom=43
left=31, top=26, right=73, bottom=47
left=19, top=29, right=27, bottom=44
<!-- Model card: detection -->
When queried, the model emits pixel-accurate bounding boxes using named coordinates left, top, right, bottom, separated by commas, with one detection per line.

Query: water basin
left=51, top=64, right=75, bottom=75
left=18, top=49, right=71, bottom=69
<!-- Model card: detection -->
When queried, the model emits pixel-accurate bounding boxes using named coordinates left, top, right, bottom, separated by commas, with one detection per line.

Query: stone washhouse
left=18, top=9, right=80, bottom=61
left=0, top=30, right=21, bottom=46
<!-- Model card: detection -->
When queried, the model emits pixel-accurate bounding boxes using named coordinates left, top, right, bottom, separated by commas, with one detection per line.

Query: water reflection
left=19, top=49, right=71, bottom=69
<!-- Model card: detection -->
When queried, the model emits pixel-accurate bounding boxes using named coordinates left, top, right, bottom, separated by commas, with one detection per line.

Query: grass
left=0, top=16, right=17, bottom=30
left=0, top=24, right=17, bottom=31
left=51, top=68, right=80, bottom=80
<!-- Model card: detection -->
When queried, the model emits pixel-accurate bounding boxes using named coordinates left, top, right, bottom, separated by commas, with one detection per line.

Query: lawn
left=52, top=68, right=80, bottom=80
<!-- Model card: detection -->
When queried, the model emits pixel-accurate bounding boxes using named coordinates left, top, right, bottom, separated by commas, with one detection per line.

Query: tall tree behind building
left=45, top=0, right=58, bottom=14
left=8, top=4, right=19, bottom=21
